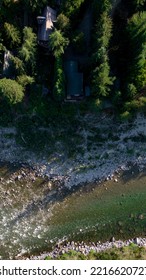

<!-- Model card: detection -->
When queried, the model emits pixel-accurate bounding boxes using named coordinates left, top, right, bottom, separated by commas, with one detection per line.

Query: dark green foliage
left=72, top=31, right=86, bottom=53
left=0, top=78, right=24, bottom=106
left=0, top=0, right=146, bottom=118
left=93, top=0, right=112, bottom=19
left=10, top=55, right=25, bottom=76
left=126, top=12, right=146, bottom=91
left=16, top=75, right=34, bottom=87
left=4, top=23, right=21, bottom=48
left=53, top=56, right=65, bottom=102
left=61, top=0, right=86, bottom=17
left=19, top=27, right=37, bottom=75
left=134, top=0, right=146, bottom=11
left=91, top=11, right=114, bottom=97
left=17, top=0, right=49, bottom=14
left=49, top=29, right=69, bottom=58
left=56, top=13, right=70, bottom=32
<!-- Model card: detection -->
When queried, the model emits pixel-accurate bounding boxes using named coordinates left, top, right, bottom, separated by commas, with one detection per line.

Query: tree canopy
left=0, top=0, right=146, bottom=119
left=49, top=29, right=69, bottom=58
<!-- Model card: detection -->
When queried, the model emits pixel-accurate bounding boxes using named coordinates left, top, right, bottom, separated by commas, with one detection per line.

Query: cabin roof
left=37, top=6, right=57, bottom=43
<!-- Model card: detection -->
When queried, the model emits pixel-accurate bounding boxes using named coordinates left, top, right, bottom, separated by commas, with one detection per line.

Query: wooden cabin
left=37, top=6, right=57, bottom=47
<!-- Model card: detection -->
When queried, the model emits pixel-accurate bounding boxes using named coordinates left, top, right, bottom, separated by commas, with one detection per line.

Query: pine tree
left=126, top=11, right=146, bottom=91
left=53, top=56, right=65, bottom=102
left=49, top=29, right=69, bottom=58
left=91, top=12, right=114, bottom=97
left=134, top=0, right=146, bottom=11
left=19, top=27, right=37, bottom=75
left=4, top=23, right=21, bottom=48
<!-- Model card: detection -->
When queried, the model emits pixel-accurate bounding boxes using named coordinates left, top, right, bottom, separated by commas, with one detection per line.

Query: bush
left=120, top=111, right=131, bottom=121
left=56, top=13, right=70, bottom=32
left=89, top=98, right=102, bottom=112
left=127, top=84, right=137, bottom=99
left=124, top=97, right=146, bottom=113
left=91, top=12, right=114, bottom=97
left=17, top=75, right=34, bottom=88
left=0, top=78, right=24, bottom=106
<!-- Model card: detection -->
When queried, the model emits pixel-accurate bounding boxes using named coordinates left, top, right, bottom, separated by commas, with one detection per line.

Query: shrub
left=0, top=78, right=24, bottom=106
left=89, top=98, right=102, bottom=112
left=56, top=13, right=70, bottom=32
left=127, top=84, right=137, bottom=99
left=120, top=111, right=131, bottom=121
left=17, top=75, right=34, bottom=88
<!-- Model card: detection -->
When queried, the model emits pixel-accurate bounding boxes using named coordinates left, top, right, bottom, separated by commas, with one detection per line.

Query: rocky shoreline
left=19, top=237, right=146, bottom=260
left=1, top=114, right=146, bottom=190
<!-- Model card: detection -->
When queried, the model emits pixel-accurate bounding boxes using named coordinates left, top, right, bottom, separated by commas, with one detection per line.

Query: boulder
left=134, top=237, right=141, bottom=245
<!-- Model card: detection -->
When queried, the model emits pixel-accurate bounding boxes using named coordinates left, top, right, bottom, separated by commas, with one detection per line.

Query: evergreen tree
left=134, top=0, right=146, bottom=11
left=93, top=0, right=112, bottom=18
left=53, top=56, right=65, bottom=102
left=126, top=11, right=146, bottom=91
left=49, top=29, right=69, bottom=58
left=4, top=23, right=21, bottom=48
left=19, top=27, right=37, bottom=76
left=61, top=0, right=85, bottom=17
left=91, top=12, right=114, bottom=97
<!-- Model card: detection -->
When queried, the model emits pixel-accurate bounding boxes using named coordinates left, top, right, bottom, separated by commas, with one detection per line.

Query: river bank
left=0, top=113, right=146, bottom=259
left=1, top=113, right=146, bottom=189
left=22, top=237, right=146, bottom=260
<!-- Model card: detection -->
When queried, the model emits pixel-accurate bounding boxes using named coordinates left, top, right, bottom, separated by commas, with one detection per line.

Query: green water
left=0, top=163, right=146, bottom=259
left=48, top=168, right=146, bottom=243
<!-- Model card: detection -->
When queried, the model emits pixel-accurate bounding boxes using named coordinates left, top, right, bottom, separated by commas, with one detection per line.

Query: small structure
left=37, top=6, right=57, bottom=47
left=64, top=61, right=84, bottom=100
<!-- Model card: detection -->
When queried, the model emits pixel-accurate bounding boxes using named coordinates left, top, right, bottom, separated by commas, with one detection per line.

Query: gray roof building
left=37, top=6, right=57, bottom=47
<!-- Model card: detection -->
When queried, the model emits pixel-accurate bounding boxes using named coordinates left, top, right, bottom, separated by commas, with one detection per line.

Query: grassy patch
left=45, top=244, right=146, bottom=260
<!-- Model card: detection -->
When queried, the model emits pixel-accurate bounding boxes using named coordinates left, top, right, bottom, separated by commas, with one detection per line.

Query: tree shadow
left=119, top=163, right=146, bottom=184
left=0, top=161, right=24, bottom=178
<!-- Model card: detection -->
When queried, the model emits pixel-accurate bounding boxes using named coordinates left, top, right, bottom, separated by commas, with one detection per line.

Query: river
left=0, top=163, right=146, bottom=259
